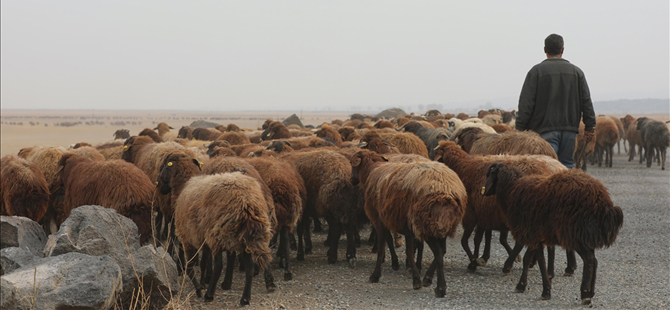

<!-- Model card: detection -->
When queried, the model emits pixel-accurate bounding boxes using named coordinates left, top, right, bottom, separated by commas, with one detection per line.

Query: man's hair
left=544, top=34, right=564, bottom=55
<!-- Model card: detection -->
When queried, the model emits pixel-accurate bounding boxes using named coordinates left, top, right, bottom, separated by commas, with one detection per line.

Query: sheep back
left=0, top=155, right=49, bottom=222
left=470, top=131, right=558, bottom=159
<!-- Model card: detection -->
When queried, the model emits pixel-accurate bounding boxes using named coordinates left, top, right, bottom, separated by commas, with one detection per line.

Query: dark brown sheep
left=456, top=113, right=470, bottom=120
left=17, top=146, right=69, bottom=188
left=216, top=131, right=251, bottom=146
left=359, top=130, right=400, bottom=155
left=637, top=117, right=670, bottom=170
left=93, top=140, right=125, bottom=160
left=225, top=123, right=241, bottom=132
left=113, top=129, right=130, bottom=140
left=205, top=140, right=232, bottom=156
left=71, top=142, right=92, bottom=149
left=350, top=150, right=466, bottom=297
left=433, top=141, right=560, bottom=273
left=265, top=141, right=295, bottom=154
left=245, top=157, right=306, bottom=281
left=609, top=116, right=626, bottom=154
left=395, top=117, right=410, bottom=127
left=192, top=128, right=222, bottom=141
left=574, top=123, right=596, bottom=172
left=399, top=121, right=450, bottom=159
left=262, top=121, right=292, bottom=141
left=159, top=153, right=273, bottom=305
left=281, top=149, right=359, bottom=266
left=467, top=130, right=558, bottom=159
left=139, top=128, right=164, bottom=142
left=595, top=116, right=619, bottom=168
left=625, top=119, right=644, bottom=163
left=0, top=155, right=49, bottom=223
left=482, top=163, right=623, bottom=304
left=209, top=146, right=237, bottom=158
left=490, top=123, right=512, bottom=133
left=338, top=126, right=362, bottom=142
left=177, top=126, right=193, bottom=139
left=373, top=120, right=395, bottom=129
left=56, top=154, right=154, bottom=243
left=315, top=124, right=343, bottom=146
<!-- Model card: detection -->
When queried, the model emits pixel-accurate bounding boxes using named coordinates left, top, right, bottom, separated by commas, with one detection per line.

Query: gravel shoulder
left=182, top=153, right=669, bottom=309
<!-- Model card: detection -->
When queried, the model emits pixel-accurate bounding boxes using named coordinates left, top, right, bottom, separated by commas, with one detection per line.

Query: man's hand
left=584, top=128, right=595, bottom=143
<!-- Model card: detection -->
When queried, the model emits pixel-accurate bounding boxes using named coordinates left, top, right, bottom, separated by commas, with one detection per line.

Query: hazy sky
left=1, top=1, right=668, bottom=112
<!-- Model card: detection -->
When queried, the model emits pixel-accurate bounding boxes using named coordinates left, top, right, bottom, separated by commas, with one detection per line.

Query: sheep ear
left=433, top=145, right=441, bottom=151
left=283, top=141, right=291, bottom=146
left=382, top=141, right=395, bottom=147
left=381, top=156, right=389, bottom=161
left=358, top=141, right=368, bottom=148
left=351, top=157, right=361, bottom=167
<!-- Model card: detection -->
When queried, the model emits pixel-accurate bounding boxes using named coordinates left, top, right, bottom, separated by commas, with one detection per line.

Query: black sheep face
left=482, top=163, right=502, bottom=196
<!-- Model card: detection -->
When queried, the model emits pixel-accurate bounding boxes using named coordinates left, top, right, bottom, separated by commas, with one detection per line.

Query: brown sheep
left=482, top=163, right=623, bottom=304
left=467, top=130, right=558, bottom=159
left=55, top=154, right=154, bottom=243
left=264, top=141, right=295, bottom=154
left=342, top=119, right=362, bottom=128
left=637, top=117, right=670, bottom=170
left=205, top=140, right=232, bottom=156
left=262, top=119, right=273, bottom=130
left=158, top=153, right=273, bottom=305
left=93, top=141, right=125, bottom=160
left=338, top=126, right=362, bottom=141
left=574, top=123, right=596, bottom=171
left=217, top=131, right=251, bottom=146
left=71, top=142, right=92, bottom=149
left=281, top=149, right=359, bottom=266
left=0, top=155, right=49, bottom=223
left=359, top=130, right=400, bottom=155
left=595, top=116, right=619, bottom=168
left=331, top=119, right=344, bottom=126
left=225, top=123, right=241, bottom=132
left=154, top=122, right=174, bottom=136
left=245, top=157, right=306, bottom=281
left=457, top=113, right=470, bottom=120
left=67, top=146, right=106, bottom=162
left=350, top=150, right=466, bottom=297
left=373, top=120, right=395, bottom=129
left=315, top=124, right=343, bottom=146
left=177, top=126, right=193, bottom=139
left=443, top=113, right=455, bottom=120
left=490, top=123, right=512, bottom=133
left=608, top=116, right=626, bottom=154
left=478, top=110, right=491, bottom=118
left=386, top=132, right=429, bottom=158
left=209, top=146, right=237, bottom=158
left=262, top=121, right=292, bottom=141
left=17, top=146, right=69, bottom=189
left=433, top=141, right=561, bottom=273
left=625, top=119, right=644, bottom=162
left=395, top=117, right=410, bottom=127
left=192, top=128, right=222, bottom=141
left=138, top=128, right=164, bottom=142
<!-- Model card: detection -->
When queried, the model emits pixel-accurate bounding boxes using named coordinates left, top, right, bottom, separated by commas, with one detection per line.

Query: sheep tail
left=239, top=207, right=273, bottom=271
left=601, top=205, right=624, bottom=248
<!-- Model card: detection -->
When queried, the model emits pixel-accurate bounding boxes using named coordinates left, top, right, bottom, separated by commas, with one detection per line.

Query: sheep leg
left=304, top=217, right=313, bottom=255
left=480, top=229, right=493, bottom=265
left=264, top=268, right=276, bottom=292
left=368, top=227, right=377, bottom=245
left=471, top=227, right=484, bottom=265
left=240, top=252, right=254, bottom=306
left=345, top=222, right=357, bottom=268
left=325, top=216, right=342, bottom=264
left=183, top=245, right=202, bottom=298
left=354, top=224, right=361, bottom=248
left=516, top=247, right=535, bottom=293
left=609, top=145, right=614, bottom=167
left=576, top=248, right=597, bottom=305
left=565, top=250, right=577, bottom=276
left=423, top=258, right=436, bottom=287
left=385, top=229, right=400, bottom=270
left=221, top=252, right=235, bottom=290
left=313, top=216, right=323, bottom=233
left=289, top=232, right=297, bottom=251
left=427, top=237, right=446, bottom=298
left=278, top=226, right=292, bottom=280
left=499, top=230, right=516, bottom=258
left=661, top=147, right=666, bottom=170
left=204, top=251, right=223, bottom=302
left=536, top=246, right=552, bottom=300
left=546, top=245, right=555, bottom=280
left=415, top=239, right=424, bottom=272
left=503, top=242, right=524, bottom=274
left=597, top=146, right=603, bottom=167
left=628, top=144, right=635, bottom=162
left=369, top=225, right=388, bottom=283
left=460, top=224, right=477, bottom=271
left=296, top=219, right=306, bottom=261
left=403, top=231, right=422, bottom=290
left=200, top=245, right=212, bottom=286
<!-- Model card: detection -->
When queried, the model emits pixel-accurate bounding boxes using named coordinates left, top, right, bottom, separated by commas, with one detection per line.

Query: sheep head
left=157, top=153, right=202, bottom=195
left=265, top=140, right=291, bottom=153
left=350, top=150, right=388, bottom=186
left=482, top=163, right=502, bottom=196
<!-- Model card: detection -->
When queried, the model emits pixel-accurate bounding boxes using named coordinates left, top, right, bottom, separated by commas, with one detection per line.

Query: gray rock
left=375, top=108, right=407, bottom=119
left=0, top=216, right=48, bottom=257
left=283, top=114, right=304, bottom=128
left=189, top=119, right=220, bottom=128
left=117, top=245, right=180, bottom=309
left=1, top=252, right=122, bottom=310
left=0, top=247, right=39, bottom=276
left=0, top=278, right=17, bottom=310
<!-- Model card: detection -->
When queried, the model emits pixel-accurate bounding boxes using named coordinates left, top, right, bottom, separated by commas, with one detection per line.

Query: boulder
left=1, top=252, right=122, bottom=310
left=44, top=205, right=179, bottom=309
left=189, top=119, right=220, bottom=128
left=282, top=114, right=304, bottom=128
left=0, top=279, right=17, bottom=310
left=1, top=247, right=39, bottom=276
left=0, top=216, right=47, bottom=257
left=375, top=108, right=407, bottom=119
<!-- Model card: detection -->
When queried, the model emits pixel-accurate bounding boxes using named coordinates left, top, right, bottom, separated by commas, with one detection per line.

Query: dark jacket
left=516, top=57, right=596, bottom=134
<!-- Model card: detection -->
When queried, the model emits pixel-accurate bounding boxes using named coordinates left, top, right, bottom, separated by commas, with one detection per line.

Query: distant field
left=1, top=110, right=667, bottom=157
left=0, top=110, right=349, bottom=156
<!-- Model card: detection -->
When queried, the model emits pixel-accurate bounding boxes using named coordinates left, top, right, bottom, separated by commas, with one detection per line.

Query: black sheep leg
left=200, top=245, right=212, bottom=286
left=369, top=225, right=388, bottom=283
left=296, top=219, right=306, bottom=261
left=279, top=226, right=293, bottom=280
left=577, top=248, right=597, bottom=305
left=546, top=245, right=555, bottom=280
left=415, top=239, right=424, bottom=271
left=565, top=250, right=577, bottom=276
left=264, top=268, right=276, bottom=292
left=345, top=222, right=357, bottom=267
left=325, top=216, right=342, bottom=264
left=183, top=244, right=202, bottom=298
left=460, top=223, right=477, bottom=271
left=403, top=230, right=422, bottom=290
left=385, top=230, right=400, bottom=270
left=480, top=229, right=493, bottom=265
left=536, top=246, right=552, bottom=300
left=503, top=242, right=524, bottom=273
left=516, top=247, right=535, bottom=293
left=427, top=237, right=446, bottom=297
left=468, top=227, right=485, bottom=271
left=240, top=252, right=254, bottom=306
left=221, top=251, right=235, bottom=290
left=204, top=251, right=223, bottom=302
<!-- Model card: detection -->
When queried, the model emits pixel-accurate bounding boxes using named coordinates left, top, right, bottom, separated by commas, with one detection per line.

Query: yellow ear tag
left=192, top=137, right=196, bottom=140
left=481, top=187, right=486, bottom=195
left=199, top=162, right=203, bottom=167
left=154, top=181, right=158, bottom=185
left=123, top=145, right=128, bottom=149
left=167, top=162, right=173, bottom=167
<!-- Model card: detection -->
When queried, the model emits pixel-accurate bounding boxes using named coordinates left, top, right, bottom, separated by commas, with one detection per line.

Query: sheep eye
left=167, top=162, right=173, bottom=167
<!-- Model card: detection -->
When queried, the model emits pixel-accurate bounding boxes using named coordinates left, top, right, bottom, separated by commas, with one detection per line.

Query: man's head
left=544, top=33, right=564, bottom=56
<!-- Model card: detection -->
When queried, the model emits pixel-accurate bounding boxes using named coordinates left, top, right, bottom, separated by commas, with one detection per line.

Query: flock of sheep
left=1, top=109, right=667, bottom=306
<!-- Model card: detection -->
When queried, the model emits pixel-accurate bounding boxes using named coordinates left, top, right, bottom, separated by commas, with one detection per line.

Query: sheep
left=373, top=120, right=395, bottom=129
left=478, top=110, right=491, bottom=118
left=315, top=124, right=343, bottom=146
left=457, top=113, right=470, bottom=120
left=0, top=155, right=49, bottom=223
left=386, top=132, right=430, bottom=158
left=350, top=150, right=466, bottom=297
left=139, top=128, right=164, bottom=143
left=225, top=123, right=241, bottom=132
left=399, top=121, right=450, bottom=159
left=465, top=130, right=558, bottom=159
left=158, top=153, right=273, bottom=305
left=191, top=128, right=222, bottom=141
left=625, top=120, right=644, bottom=163
left=113, top=129, right=130, bottom=139
left=262, top=121, right=292, bottom=140
left=55, top=154, right=154, bottom=243
left=359, top=130, right=400, bottom=155
left=17, top=146, right=69, bottom=187
left=482, top=114, right=502, bottom=125
left=92, top=140, right=125, bottom=160
left=67, top=146, right=106, bottom=162
left=594, top=116, right=619, bottom=168
left=425, top=109, right=442, bottom=117
left=265, top=141, right=294, bottom=154
left=433, top=141, right=560, bottom=273
left=449, top=122, right=497, bottom=139
left=609, top=116, right=626, bottom=154
left=482, top=163, right=623, bottom=304
left=574, top=123, right=596, bottom=172
left=70, top=142, right=92, bottom=149
left=154, top=122, right=178, bottom=141
left=490, top=123, right=512, bottom=133
left=217, top=131, right=252, bottom=146
left=281, top=149, right=359, bottom=266
left=338, top=126, right=362, bottom=142
left=245, top=157, right=306, bottom=281
left=637, top=117, right=670, bottom=170
left=177, top=126, right=193, bottom=139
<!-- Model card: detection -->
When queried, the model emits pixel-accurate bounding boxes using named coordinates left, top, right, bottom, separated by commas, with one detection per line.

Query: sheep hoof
left=370, top=274, right=380, bottom=283
left=422, top=276, right=432, bottom=287
left=502, top=266, right=512, bottom=274
left=348, top=258, right=357, bottom=268
left=284, top=272, right=293, bottom=281
left=475, top=258, right=487, bottom=266
left=327, top=256, right=337, bottom=264
left=434, top=287, right=446, bottom=298
left=392, top=261, right=400, bottom=271
left=582, top=298, right=592, bottom=305
left=412, top=277, right=422, bottom=290
left=240, top=298, right=250, bottom=306
left=204, top=294, right=214, bottom=302
left=195, top=289, right=202, bottom=298
left=297, top=253, right=305, bottom=261
left=541, top=291, right=551, bottom=300
left=290, top=244, right=297, bottom=251
left=564, top=269, right=575, bottom=277
left=266, top=284, right=276, bottom=293
left=516, top=282, right=526, bottom=293
left=467, top=262, right=477, bottom=273
left=221, top=282, right=232, bottom=290
left=305, top=247, right=312, bottom=255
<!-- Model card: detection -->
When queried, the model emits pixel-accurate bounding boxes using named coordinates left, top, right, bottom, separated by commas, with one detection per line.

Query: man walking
left=515, top=33, right=596, bottom=169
